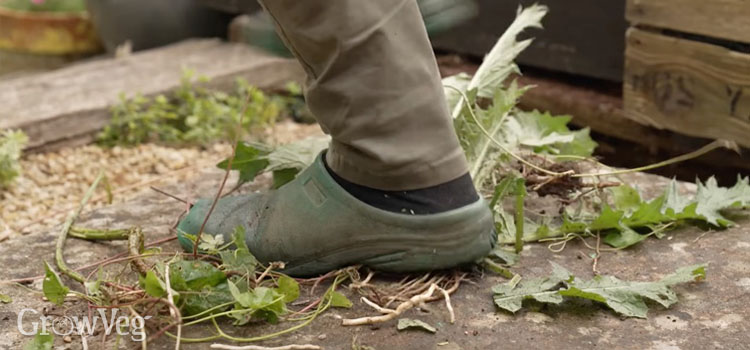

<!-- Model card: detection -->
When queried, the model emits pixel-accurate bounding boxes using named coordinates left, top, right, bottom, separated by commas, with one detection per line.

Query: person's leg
left=258, top=0, right=467, bottom=191
left=176, top=0, right=496, bottom=276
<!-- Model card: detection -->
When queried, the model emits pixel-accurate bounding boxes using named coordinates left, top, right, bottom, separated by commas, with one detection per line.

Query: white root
left=342, top=284, right=437, bottom=326
left=361, top=297, right=396, bottom=314
left=209, top=344, right=322, bottom=350
left=437, top=286, right=455, bottom=324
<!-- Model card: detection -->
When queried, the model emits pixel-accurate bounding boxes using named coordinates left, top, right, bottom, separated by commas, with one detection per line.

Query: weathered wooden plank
left=626, top=0, right=750, bottom=44
left=517, top=73, right=750, bottom=173
left=623, top=28, right=750, bottom=148
left=0, top=39, right=304, bottom=150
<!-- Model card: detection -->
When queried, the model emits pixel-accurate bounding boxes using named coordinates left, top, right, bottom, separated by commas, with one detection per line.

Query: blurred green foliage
left=97, top=70, right=287, bottom=147
left=0, top=129, right=28, bottom=188
left=0, top=0, right=86, bottom=13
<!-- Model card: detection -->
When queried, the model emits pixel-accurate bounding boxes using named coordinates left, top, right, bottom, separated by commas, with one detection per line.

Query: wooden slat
left=623, top=28, right=750, bottom=148
left=0, top=39, right=304, bottom=151
left=626, top=0, right=750, bottom=43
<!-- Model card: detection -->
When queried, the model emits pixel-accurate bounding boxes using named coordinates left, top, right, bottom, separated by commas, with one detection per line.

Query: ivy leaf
left=220, top=227, right=257, bottom=277
left=276, top=275, right=300, bottom=303
left=217, top=142, right=271, bottom=184
left=169, top=260, right=226, bottom=291
left=42, top=261, right=69, bottom=306
left=180, top=281, right=233, bottom=316
left=397, top=318, right=437, bottom=333
left=23, top=332, right=54, bottom=350
left=327, top=291, right=352, bottom=308
left=139, top=271, right=166, bottom=298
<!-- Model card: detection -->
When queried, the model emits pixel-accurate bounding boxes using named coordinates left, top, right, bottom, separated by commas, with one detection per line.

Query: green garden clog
left=177, top=152, right=496, bottom=276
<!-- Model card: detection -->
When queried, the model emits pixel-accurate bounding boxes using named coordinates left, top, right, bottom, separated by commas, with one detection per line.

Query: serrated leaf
left=493, top=263, right=707, bottom=318
left=611, top=185, right=643, bottom=213
left=266, top=136, right=330, bottom=173
left=42, top=261, right=69, bottom=306
left=466, top=4, right=547, bottom=99
left=23, top=332, right=53, bottom=350
left=488, top=248, right=519, bottom=266
left=397, top=318, right=437, bottom=333
left=492, top=273, right=564, bottom=313
left=559, top=264, right=707, bottom=318
left=693, top=176, right=750, bottom=227
left=328, top=291, right=352, bottom=308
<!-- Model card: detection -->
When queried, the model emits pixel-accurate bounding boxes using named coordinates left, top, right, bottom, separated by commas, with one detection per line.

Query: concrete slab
left=0, top=170, right=748, bottom=350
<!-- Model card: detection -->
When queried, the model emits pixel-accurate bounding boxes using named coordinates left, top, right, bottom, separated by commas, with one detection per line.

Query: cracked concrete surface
left=0, top=168, right=748, bottom=350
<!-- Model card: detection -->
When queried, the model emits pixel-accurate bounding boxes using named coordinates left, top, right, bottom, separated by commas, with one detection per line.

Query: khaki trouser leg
left=257, top=0, right=469, bottom=191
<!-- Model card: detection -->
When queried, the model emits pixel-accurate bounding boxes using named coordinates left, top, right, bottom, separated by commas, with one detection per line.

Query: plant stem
left=194, top=94, right=252, bottom=257
left=55, top=172, right=105, bottom=283
left=572, top=140, right=732, bottom=178
left=69, top=227, right=130, bottom=240
left=514, top=180, right=525, bottom=254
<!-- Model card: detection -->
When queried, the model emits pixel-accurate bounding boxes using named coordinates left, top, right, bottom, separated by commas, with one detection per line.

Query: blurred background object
left=0, top=0, right=101, bottom=76
left=223, top=0, right=480, bottom=57
left=85, top=0, right=232, bottom=53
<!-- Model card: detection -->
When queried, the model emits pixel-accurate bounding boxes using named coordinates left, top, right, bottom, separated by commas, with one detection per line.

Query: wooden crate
left=623, top=1, right=750, bottom=148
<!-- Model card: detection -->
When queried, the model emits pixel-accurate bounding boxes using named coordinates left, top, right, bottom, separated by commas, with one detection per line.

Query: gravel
left=0, top=121, right=324, bottom=241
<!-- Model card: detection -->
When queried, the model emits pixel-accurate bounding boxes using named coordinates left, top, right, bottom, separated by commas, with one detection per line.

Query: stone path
left=0, top=168, right=748, bottom=350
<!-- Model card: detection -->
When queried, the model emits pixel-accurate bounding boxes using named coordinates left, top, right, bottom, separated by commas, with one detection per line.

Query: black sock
left=323, top=158, right=479, bottom=214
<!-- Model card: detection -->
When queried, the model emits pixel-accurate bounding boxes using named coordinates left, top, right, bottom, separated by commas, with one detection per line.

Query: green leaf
left=139, top=271, right=166, bottom=298
left=23, top=332, right=54, bottom=350
left=217, top=142, right=271, bottom=184
left=328, top=291, right=352, bottom=308
left=266, top=136, right=330, bottom=173
left=276, top=275, right=300, bottom=303
left=603, top=228, right=648, bottom=249
left=611, top=185, right=643, bottom=213
left=397, top=318, right=437, bottom=333
left=693, top=176, right=750, bottom=227
left=169, top=260, right=226, bottom=291
left=42, top=262, right=69, bottom=306
left=488, top=248, right=519, bottom=267
left=492, top=262, right=708, bottom=318
left=462, top=4, right=548, bottom=100
left=180, top=281, right=233, bottom=316
left=559, top=263, right=707, bottom=318
left=0, top=293, right=11, bottom=303
left=220, top=227, right=257, bottom=276
left=492, top=273, right=564, bottom=313
left=0, top=129, right=28, bottom=188
left=198, top=234, right=225, bottom=254
left=272, top=168, right=299, bottom=189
